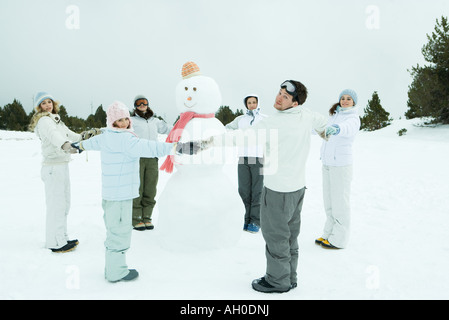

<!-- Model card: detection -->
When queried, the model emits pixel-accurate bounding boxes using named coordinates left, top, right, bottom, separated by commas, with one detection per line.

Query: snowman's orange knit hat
left=182, top=61, right=201, bottom=79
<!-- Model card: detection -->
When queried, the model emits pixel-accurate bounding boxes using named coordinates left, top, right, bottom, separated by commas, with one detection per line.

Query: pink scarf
left=160, top=111, right=215, bottom=173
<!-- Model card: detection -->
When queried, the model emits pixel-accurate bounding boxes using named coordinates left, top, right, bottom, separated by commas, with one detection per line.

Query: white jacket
left=131, top=114, right=172, bottom=141
left=220, top=106, right=327, bottom=192
left=34, top=113, right=81, bottom=165
left=225, top=107, right=267, bottom=158
left=320, top=107, right=360, bottom=166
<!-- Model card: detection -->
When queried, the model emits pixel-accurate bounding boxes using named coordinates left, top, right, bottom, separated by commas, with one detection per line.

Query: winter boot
left=246, top=223, right=260, bottom=233
left=110, top=269, right=139, bottom=283
left=50, top=241, right=78, bottom=253
left=315, top=237, right=326, bottom=245
left=122, top=269, right=139, bottom=281
left=144, top=221, right=154, bottom=230
left=252, top=277, right=290, bottom=293
left=321, top=239, right=340, bottom=249
left=133, top=222, right=146, bottom=231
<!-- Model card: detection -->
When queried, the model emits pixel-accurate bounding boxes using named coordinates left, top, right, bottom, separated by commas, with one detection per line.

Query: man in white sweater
left=215, top=80, right=328, bottom=293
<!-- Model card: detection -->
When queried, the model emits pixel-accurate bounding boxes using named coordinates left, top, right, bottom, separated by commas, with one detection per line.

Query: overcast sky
left=1, top=0, right=448, bottom=124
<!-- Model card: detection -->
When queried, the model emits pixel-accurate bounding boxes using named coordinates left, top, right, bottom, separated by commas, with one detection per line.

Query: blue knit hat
left=339, top=89, right=358, bottom=105
left=34, top=92, right=54, bottom=108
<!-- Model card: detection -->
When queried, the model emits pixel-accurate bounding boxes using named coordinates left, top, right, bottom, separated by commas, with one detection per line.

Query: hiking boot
left=243, top=223, right=249, bottom=231
left=50, top=241, right=77, bottom=253
left=251, top=277, right=290, bottom=293
left=133, top=222, right=146, bottom=231
left=144, top=221, right=154, bottom=230
left=321, top=239, right=340, bottom=249
left=315, top=237, right=326, bottom=245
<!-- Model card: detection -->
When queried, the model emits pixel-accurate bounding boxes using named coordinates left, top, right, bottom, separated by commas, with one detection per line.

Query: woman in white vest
left=316, top=89, right=360, bottom=249
left=225, top=94, right=267, bottom=233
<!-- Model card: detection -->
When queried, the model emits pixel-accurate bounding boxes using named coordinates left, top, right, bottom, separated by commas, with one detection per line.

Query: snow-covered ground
left=1, top=118, right=448, bottom=300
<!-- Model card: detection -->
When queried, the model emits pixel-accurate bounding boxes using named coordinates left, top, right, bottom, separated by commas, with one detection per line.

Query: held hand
left=199, top=136, right=214, bottom=151
left=62, top=141, right=79, bottom=154
left=325, top=124, right=340, bottom=136
left=174, top=137, right=215, bottom=155
left=81, top=128, right=102, bottom=140
left=70, top=141, right=85, bottom=153
left=175, top=141, right=201, bottom=155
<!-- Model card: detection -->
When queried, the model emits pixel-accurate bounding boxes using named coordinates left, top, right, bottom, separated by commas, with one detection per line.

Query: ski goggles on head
left=280, top=80, right=297, bottom=97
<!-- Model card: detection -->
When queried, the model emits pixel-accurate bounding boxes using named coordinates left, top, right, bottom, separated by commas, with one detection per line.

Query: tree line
left=0, top=100, right=244, bottom=133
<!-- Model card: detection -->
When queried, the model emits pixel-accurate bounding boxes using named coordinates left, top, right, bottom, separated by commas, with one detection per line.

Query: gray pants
left=103, top=199, right=133, bottom=282
left=238, top=157, right=263, bottom=226
left=260, top=186, right=305, bottom=290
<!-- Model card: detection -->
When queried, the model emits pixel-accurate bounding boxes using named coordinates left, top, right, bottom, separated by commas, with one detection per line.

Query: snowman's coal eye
left=193, top=87, right=197, bottom=91
left=185, top=87, right=188, bottom=91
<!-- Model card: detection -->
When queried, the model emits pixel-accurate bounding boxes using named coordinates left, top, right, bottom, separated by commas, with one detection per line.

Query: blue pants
left=102, top=199, right=133, bottom=282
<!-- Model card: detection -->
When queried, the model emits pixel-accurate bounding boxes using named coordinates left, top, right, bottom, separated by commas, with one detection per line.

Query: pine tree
left=86, top=105, right=106, bottom=128
left=360, top=91, right=392, bottom=131
left=0, top=99, right=30, bottom=131
left=215, top=106, right=241, bottom=125
left=405, top=16, right=449, bottom=124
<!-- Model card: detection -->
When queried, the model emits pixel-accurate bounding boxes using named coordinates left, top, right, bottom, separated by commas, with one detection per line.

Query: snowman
left=157, top=62, right=243, bottom=251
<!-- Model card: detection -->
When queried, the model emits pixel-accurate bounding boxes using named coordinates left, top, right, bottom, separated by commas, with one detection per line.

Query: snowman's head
left=175, top=62, right=222, bottom=114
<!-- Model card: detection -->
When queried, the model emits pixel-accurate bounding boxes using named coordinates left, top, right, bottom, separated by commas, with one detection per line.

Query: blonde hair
left=28, top=100, right=61, bottom=131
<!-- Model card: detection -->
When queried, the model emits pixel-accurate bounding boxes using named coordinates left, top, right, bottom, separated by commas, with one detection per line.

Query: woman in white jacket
left=29, top=92, right=90, bottom=253
left=316, top=89, right=360, bottom=249
left=225, top=95, right=267, bottom=233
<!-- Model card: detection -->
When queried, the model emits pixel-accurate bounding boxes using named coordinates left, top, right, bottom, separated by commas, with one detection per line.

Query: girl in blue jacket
left=316, top=89, right=360, bottom=249
left=75, top=101, right=200, bottom=282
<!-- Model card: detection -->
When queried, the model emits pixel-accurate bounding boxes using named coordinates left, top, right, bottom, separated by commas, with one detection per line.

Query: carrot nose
left=187, top=97, right=192, bottom=101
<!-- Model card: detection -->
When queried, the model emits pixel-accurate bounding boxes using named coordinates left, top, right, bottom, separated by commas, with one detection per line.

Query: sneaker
left=321, top=239, right=340, bottom=249
left=50, top=241, right=77, bottom=253
left=243, top=223, right=249, bottom=231
left=246, top=223, right=260, bottom=233
left=252, top=277, right=290, bottom=293
left=315, top=237, right=326, bottom=245
left=133, top=222, right=146, bottom=231
left=144, top=221, right=154, bottom=230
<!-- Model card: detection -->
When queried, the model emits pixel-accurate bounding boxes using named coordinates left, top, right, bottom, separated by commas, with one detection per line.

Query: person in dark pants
left=225, top=94, right=267, bottom=233
left=131, top=95, right=172, bottom=230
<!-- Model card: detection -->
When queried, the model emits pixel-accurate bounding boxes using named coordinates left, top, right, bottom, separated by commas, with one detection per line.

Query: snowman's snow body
left=157, top=64, right=243, bottom=251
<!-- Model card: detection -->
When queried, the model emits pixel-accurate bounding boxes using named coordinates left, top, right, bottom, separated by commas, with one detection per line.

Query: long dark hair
left=329, top=102, right=339, bottom=115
